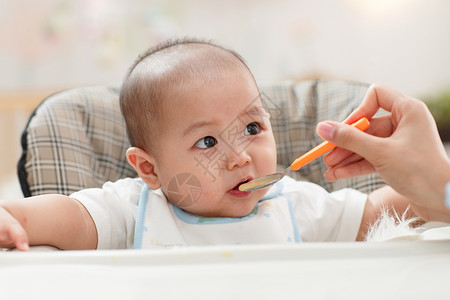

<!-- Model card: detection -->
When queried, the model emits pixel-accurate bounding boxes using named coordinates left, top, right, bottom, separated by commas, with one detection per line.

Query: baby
left=0, top=38, right=415, bottom=251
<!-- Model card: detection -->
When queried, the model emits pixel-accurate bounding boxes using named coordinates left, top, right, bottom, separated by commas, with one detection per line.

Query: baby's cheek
left=164, top=173, right=204, bottom=209
left=259, top=147, right=277, bottom=172
left=197, top=188, right=217, bottom=204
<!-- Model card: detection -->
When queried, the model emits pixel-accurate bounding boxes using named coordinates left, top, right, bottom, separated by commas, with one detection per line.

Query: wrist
left=411, top=157, right=450, bottom=222
left=436, top=158, right=450, bottom=205
left=406, top=155, right=449, bottom=200
left=427, top=158, right=450, bottom=208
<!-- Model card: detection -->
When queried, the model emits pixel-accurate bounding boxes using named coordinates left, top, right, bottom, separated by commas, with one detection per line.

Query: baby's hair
left=124, top=37, right=249, bottom=84
left=120, top=37, right=255, bottom=154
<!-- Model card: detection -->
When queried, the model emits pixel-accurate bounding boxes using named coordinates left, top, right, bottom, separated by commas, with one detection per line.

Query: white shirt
left=71, top=176, right=367, bottom=249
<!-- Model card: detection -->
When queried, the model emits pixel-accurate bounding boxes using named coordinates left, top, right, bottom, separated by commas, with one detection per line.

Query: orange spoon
left=239, top=117, right=370, bottom=191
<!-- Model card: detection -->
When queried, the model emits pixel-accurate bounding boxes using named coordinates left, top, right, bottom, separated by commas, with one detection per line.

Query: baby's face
left=153, top=69, right=277, bottom=218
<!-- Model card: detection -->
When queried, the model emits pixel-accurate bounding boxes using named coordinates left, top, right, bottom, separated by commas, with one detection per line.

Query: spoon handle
left=290, top=117, right=370, bottom=171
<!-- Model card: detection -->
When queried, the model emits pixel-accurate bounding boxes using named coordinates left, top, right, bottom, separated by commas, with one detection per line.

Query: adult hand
left=316, top=83, right=450, bottom=222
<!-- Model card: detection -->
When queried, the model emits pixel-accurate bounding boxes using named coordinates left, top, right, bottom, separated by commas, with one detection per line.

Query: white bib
left=134, top=182, right=302, bottom=249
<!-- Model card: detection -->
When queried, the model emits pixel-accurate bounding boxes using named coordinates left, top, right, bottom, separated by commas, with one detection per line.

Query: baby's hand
left=0, top=206, right=29, bottom=251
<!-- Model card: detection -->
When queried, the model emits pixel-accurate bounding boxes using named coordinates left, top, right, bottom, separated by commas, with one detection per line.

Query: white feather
left=365, top=206, right=422, bottom=242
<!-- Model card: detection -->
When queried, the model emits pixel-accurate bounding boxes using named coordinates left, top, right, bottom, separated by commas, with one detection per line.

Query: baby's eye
left=244, top=122, right=260, bottom=136
left=195, top=136, right=218, bottom=149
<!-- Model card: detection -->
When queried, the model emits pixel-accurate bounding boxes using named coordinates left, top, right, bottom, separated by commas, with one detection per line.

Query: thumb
left=317, top=121, right=380, bottom=161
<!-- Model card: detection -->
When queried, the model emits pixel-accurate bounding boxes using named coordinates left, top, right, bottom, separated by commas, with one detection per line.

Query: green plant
left=425, top=90, right=450, bottom=141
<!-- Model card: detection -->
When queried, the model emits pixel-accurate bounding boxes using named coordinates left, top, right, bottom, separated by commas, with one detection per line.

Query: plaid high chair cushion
left=18, top=80, right=384, bottom=197
left=18, top=84, right=136, bottom=196
left=261, top=80, right=384, bottom=193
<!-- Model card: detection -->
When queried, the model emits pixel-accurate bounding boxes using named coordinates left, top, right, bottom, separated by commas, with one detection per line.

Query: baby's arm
left=0, top=195, right=97, bottom=251
left=356, top=185, right=418, bottom=241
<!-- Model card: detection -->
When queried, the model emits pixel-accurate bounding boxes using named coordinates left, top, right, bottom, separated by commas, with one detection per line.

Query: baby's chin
left=211, top=204, right=258, bottom=218
left=178, top=204, right=257, bottom=219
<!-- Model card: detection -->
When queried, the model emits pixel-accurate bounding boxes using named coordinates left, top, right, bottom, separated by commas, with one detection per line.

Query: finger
left=368, top=115, right=395, bottom=138
left=322, top=115, right=392, bottom=167
left=332, top=152, right=365, bottom=169
left=343, top=84, right=381, bottom=125
left=317, top=121, right=383, bottom=163
left=323, top=147, right=357, bottom=168
left=344, top=83, right=408, bottom=125
left=8, top=223, right=29, bottom=251
left=325, top=159, right=376, bottom=182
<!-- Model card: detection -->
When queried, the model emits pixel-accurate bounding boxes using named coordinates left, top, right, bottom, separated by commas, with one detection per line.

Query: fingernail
left=20, top=242, right=29, bottom=251
left=317, top=122, right=335, bottom=140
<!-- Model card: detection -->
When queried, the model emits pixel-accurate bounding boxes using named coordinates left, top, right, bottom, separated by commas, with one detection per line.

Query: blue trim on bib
left=172, top=204, right=258, bottom=225
left=134, top=184, right=150, bottom=249
left=172, top=180, right=285, bottom=225
left=281, top=191, right=302, bottom=243
left=263, top=180, right=301, bottom=242
left=135, top=179, right=302, bottom=243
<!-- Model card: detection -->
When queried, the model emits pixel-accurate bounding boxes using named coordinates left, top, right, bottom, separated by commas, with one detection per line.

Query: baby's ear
left=126, top=147, right=161, bottom=190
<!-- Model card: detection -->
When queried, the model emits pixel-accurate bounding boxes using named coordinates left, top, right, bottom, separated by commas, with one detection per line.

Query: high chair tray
left=1, top=241, right=449, bottom=299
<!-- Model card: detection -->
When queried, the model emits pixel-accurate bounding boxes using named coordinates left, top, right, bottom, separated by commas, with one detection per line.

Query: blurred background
left=1, top=0, right=450, bottom=198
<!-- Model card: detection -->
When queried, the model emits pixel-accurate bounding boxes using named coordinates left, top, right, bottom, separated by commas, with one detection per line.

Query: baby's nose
left=225, top=148, right=252, bottom=170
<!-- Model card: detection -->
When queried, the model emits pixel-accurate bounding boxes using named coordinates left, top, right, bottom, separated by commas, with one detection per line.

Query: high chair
left=10, top=80, right=450, bottom=300
left=17, top=79, right=384, bottom=197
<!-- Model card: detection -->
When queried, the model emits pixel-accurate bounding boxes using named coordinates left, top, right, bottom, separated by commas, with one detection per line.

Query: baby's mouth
left=232, top=180, right=250, bottom=191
